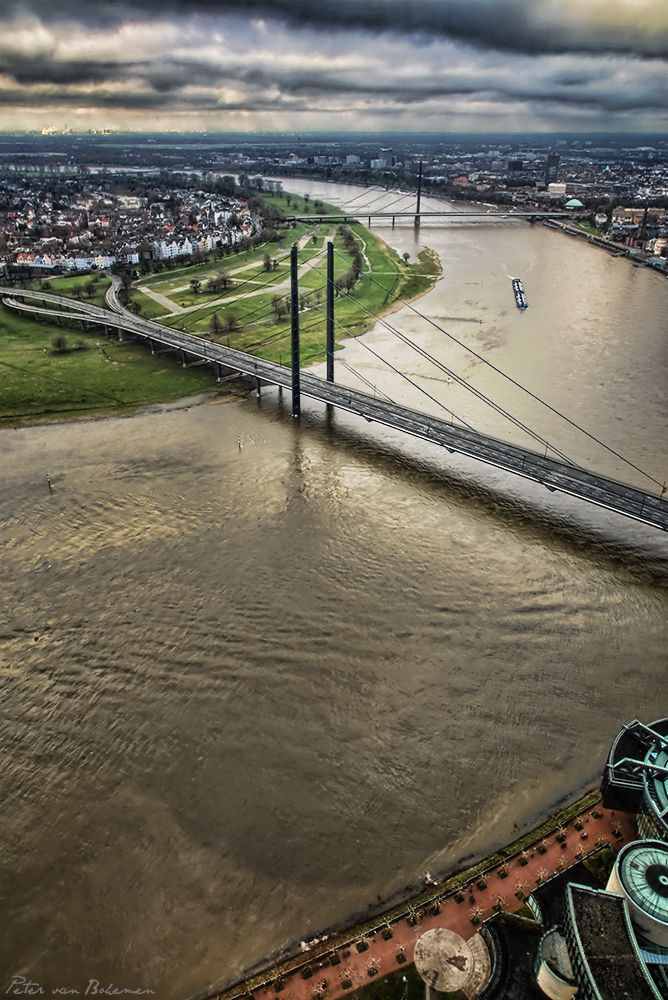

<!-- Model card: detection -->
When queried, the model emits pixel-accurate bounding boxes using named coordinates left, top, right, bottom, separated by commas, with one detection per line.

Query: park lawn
left=30, top=273, right=112, bottom=310
left=136, top=221, right=315, bottom=292
left=181, top=291, right=279, bottom=337
left=0, top=304, right=218, bottom=425
left=577, top=222, right=605, bottom=237
left=0, top=194, right=439, bottom=425
left=127, top=291, right=171, bottom=319
left=395, top=247, right=441, bottom=300
left=137, top=256, right=286, bottom=299
left=145, top=222, right=439, bottom=367
left=146, top=243, right=325, bottom=313
left=262, top=190, right=339, bottom=219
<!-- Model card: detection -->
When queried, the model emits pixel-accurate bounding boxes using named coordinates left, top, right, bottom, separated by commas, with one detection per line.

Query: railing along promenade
left=2, top=284, right=667, bottom=533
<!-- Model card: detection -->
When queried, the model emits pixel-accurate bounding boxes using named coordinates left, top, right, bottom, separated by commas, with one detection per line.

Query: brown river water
left=2, top=183, right=668, bottom=999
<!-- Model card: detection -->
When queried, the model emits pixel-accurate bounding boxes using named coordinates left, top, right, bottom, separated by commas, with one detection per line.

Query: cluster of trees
left=206, top=272, right=232, bottom=294
left=51, top=334, right=87, bottom=352
left=337, top=226, right=363, bottom=293
left=209, top=311, right=239, bottom=336
left=283, top=193, right=325, bottom=215
left=187, top=271, right=234, bottom=296
left=55, top=276, right=101, bottom=301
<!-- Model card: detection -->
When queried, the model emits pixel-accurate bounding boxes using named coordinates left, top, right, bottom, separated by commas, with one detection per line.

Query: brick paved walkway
left=236, top=802, right=637, bottom=1000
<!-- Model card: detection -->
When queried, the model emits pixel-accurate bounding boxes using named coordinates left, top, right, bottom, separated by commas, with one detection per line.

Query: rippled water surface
left=2, top=184, right=668, bottom=998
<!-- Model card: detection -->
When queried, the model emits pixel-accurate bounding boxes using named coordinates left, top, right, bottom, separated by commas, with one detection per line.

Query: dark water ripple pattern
left=2, top=200, right=668, bottom=999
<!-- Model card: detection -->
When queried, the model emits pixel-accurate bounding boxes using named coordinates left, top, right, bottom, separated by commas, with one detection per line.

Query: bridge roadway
left=3, top=285, right=667, bottom=533
left=288, top=211, right=572, bottom=224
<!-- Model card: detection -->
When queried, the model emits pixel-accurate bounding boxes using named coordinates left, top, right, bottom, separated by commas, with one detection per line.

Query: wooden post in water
left=326, top=240, right=334, bottom=384
left=290, top=244, right=300, bottom=418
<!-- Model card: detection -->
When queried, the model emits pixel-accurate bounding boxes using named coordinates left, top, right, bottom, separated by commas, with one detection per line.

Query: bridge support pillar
left=181, top=350, right=187, bottom=367
left=256, top=377, right=261, bottom=397
left=414, top=159, right=423, bottom=227
left=216, top=363, right=223, bottom=381
left=150, top=339, right=156, bottom=355
left=326, top=240, right=334, bottom=383
left=290, top=243, right=301, bottom=418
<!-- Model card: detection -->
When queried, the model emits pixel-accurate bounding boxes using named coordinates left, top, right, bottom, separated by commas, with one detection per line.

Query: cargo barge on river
left=512, top=277, right=528, bottom=309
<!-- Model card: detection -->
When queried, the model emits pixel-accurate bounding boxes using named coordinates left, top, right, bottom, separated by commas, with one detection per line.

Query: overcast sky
left=0, top=0, right=666, bottom=133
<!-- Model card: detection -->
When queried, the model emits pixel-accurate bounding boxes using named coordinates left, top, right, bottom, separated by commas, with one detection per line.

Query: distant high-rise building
left=545, top=153, right=560, bottom=186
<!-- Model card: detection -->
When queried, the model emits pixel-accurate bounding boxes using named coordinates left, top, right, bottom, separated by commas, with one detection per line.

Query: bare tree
left=207, top=272, right=231, bottom=294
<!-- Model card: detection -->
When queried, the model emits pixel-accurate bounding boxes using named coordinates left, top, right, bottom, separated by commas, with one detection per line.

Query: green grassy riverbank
left=1, top=193, right=439, bottom=425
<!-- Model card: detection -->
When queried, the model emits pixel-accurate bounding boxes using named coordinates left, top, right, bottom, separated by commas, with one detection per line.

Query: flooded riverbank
left=2, top=182, right=668, bottom=999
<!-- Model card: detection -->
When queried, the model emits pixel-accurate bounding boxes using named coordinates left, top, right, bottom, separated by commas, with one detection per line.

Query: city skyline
left=0, top=0, right=666, bottom=134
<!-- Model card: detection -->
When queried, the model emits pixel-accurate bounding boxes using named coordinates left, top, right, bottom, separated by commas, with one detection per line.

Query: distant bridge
left=2, top=282, right=667, bottom=533
left=287, top=210, right=573, bottom=226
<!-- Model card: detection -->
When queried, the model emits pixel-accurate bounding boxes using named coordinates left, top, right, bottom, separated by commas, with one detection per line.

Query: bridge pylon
left=326, top=241, right=335, bottom=383
left=415, top=160, right=423, bottom=227
left=290, top=243, right=301, bottom=418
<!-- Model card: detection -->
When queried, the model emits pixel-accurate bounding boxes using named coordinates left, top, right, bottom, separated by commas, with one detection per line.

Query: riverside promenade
left=211, top=796, right=637, bottom=1000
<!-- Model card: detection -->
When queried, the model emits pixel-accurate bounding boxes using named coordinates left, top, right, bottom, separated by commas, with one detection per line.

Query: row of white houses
left=7, top=221, right=253, bottom=271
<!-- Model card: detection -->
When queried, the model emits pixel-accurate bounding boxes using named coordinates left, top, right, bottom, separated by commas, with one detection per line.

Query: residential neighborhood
left=1, top=133, right=666, bottom=280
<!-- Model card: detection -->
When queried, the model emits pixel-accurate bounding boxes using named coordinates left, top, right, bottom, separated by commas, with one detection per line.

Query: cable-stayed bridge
left=287, top=210, right=572, bottom=225
left=2, top=277, right=666, bottom=533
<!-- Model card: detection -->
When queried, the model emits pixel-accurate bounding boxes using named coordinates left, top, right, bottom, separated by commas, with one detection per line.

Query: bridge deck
left=287, top=211, right=571, bottom=224
left=3, top=285, right=666, bottom=532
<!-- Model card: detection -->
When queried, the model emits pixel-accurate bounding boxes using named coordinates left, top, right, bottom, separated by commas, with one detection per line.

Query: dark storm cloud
left=1, top=52, right=664, bottom=117
left=0, top=51, right=132, bottom=86
left=4, top=0, right=668, bottom=57
left=1, top=0, right=665, bottom=129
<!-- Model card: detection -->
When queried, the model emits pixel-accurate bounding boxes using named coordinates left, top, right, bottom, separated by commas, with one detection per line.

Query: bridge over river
left=2, top=279, right=667, bottom=533
left=287, top=210, right=574, bottom=226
